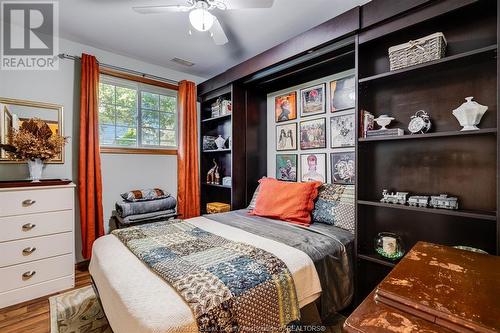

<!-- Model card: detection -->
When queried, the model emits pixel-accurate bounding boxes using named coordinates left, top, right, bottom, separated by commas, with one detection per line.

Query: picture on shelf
left=331, top=151, right=355, bottom=184
left=300, top=84, right=325, bottom=117
left=276, top=123, right=297, bottom=151
left=331, top=111, right=355, bottom=148
left=275, top=92, right=297, bottom=122
left=301, top=153, right=326, bottom=183
left=300, top=118, right=326, bottom=150
left=276, top=154, right=297, bottom=182
left=330, top=75, right=355, bottom=112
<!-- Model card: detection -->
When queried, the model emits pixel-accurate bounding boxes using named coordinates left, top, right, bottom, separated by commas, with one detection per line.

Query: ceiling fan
left=133, top=0, right=274, bottom=45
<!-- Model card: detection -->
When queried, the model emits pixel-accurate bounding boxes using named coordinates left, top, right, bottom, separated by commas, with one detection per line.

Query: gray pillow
left=312, top=184, right=355, bottom=233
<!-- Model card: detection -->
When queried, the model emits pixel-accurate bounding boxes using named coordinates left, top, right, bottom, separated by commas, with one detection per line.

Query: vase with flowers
left=0, top=118, right=68, bottom=182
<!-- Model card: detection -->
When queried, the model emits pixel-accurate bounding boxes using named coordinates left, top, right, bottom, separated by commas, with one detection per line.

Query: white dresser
left=0, top=182, right=75, bottom=308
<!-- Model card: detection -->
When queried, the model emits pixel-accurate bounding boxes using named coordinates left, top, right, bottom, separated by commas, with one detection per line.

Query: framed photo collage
left=274, top=72, right=355, bottom=184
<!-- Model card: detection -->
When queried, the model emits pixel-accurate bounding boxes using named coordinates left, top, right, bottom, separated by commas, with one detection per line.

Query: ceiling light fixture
left=189, top=4, right=215, bottom=32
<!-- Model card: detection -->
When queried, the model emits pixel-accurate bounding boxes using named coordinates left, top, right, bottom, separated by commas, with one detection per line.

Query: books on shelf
left=360, top=110, right=375, bottom=138
left=366, top=128, right=405, bottom=137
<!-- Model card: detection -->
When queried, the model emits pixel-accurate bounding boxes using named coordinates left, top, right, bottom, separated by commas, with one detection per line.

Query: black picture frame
left=331, top=151, right=355, bottom=185
left=276, top=122, right=298, bottom=151
left=300, top=153, right=327, bottom=183
left=299, top=117, right=327, bottom=150
left=300, top=83, right=326, bottom=117
left=276, top=154, right=298, bottom=182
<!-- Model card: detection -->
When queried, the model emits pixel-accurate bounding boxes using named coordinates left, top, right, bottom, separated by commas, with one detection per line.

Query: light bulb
left=189, top=8, right=215, bottom=32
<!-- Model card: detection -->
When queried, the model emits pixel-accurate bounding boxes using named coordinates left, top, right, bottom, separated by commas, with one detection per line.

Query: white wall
left=267, top=70, right=355, bottom=182
left=0, top=37, right=205, bottom=262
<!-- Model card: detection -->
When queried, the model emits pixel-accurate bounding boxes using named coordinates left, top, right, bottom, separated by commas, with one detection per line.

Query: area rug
left=49, top=286, right=345, bottom=333
left=49, top=286, right=112, bottom=333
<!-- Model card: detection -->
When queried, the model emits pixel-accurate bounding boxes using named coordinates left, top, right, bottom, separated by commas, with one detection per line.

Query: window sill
left=100, top=147, right=177, bottom=155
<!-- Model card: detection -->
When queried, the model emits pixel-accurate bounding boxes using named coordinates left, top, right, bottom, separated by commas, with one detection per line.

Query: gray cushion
left=312, top=184, right=355, bottom=233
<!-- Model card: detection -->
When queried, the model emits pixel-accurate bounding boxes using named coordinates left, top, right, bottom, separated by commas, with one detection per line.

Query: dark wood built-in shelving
left=358, top=200, right=497, bottom=221
left=359, top=128, right=497, bottom=142
left=357, top=254, right=397, bottom=268
left=201, top=114, right=231, bottom=123
left=202, top=183, right=231, bottom=189
left=359, top=44, right=497, bottom=83
left=202, top=148, right=232, bottom=153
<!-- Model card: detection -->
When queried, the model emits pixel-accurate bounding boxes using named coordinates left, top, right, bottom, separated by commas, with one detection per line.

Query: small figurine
left=206, top=159, right=219, bottom=184
left=380, top=189, right=409, bottom=205
left=430, top=194, right=458, bottom=210
left=408, top=195, right=429, bottom=207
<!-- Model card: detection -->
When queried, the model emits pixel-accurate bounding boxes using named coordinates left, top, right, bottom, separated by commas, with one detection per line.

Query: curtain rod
left=58, top=53, right=179, bottom=86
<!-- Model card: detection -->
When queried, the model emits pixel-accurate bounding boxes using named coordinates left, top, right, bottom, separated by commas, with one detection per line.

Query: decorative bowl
left=452, top=97, right=488, bottom=131
left=374, top=115, right=395, bottom=130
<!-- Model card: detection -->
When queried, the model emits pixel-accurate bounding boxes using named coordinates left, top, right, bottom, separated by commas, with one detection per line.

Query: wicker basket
left=388, top=32, right=447, bottom=71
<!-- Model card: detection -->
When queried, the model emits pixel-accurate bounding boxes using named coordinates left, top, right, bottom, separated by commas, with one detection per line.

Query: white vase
left=27, top=158, right=44, bottom=182
left=452, top=97, right=488, bottom=131
left=215, top=135, right=225, bottom=150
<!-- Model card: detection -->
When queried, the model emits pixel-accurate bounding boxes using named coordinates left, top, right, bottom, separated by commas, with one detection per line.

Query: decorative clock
left=408, top=110, right=431, bottom=134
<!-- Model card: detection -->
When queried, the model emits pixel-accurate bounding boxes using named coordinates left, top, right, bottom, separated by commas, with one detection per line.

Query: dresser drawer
left=0, top=254, right=73, bottom=293
left=0, top=275, right=74, bottom=309
left=0, top=232, right=73, bottom=268
left=0, top=210, right=73, bottom=242
left=0, top=187, right=73, bottom=217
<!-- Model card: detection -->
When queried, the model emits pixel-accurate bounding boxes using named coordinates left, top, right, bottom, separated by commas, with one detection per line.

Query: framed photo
left=275, top=92, right=297, bottom=122
left=276, top=154, right=298, bottom=182
left=300, top=84, right=325, bottom=117
left=300, top=118, right=326, bottom=150
left=330, top=75, right=355, bottom=112
left=331, top=151, right=355, bottom=184
left=276, top=123, right=297, bottom=151
left=330, top=110, right=355, bottom=148
left=300, top=153, right=326, bottom=183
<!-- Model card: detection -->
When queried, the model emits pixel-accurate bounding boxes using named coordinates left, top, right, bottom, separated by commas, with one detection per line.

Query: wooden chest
left=206, top=202, right=231, bottom=214
left=344, top=242, right=500, bottom=332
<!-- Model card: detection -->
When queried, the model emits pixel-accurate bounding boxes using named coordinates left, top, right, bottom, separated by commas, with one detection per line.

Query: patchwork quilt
left=112, top=219, right=300, bottom=333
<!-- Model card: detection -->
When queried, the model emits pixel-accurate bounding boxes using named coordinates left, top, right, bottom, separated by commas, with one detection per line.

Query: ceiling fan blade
left=209, top=18, right=228, bottom=45
left=221, top=0, right=274, bottom=9
left=133, top=4, right=191, bottom=14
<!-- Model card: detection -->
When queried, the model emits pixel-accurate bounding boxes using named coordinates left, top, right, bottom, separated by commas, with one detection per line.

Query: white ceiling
left=59, top=0, right=370, bottom=79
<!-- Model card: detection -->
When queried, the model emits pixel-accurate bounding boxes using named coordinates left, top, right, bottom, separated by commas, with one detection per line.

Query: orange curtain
left=177, top=80, right=200, bottom=218
left=79, top=54, right=104, bottom=260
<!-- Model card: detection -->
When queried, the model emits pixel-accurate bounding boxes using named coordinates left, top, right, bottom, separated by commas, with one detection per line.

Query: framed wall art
left=331, top=151, right=355, bottom=185
left=300, top=153, right=326, bottom=183
left=300, top=84, right=325, bottom=117
left=330, top=75, right=355, bottom=112
left=276, top=154, right=298, bottom=182
left=276, top=122, right=297, bottom=151
left=330, top=110, right=355, bottom=148
left=300, top=117, right=326, bottom=150
left=275, top=91, right=297, bottom=122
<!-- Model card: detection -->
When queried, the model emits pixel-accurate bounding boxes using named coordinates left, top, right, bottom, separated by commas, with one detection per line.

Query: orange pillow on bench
left=251, top=178, right=321, bottom=226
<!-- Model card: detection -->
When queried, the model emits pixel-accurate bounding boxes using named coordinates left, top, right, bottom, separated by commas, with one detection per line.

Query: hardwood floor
left=0, top=265, right=92, bottom=333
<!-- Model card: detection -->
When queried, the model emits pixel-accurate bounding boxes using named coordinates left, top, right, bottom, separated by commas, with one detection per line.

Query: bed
left=89, top=209, right=354, bottom=333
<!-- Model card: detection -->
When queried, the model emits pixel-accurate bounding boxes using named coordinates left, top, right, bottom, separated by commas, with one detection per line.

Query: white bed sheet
left=89, top=216, right=322, bottom=333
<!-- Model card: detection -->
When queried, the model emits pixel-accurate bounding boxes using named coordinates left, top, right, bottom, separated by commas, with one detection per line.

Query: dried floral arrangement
left=0, top=118, right=67, bottom=161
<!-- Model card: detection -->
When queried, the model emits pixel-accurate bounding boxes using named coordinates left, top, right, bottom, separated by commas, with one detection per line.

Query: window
left=98, top=75, right=178, bottom=150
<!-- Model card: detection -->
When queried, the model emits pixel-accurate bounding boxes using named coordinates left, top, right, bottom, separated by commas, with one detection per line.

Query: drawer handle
left=22, top=271, right=36, bottom=279
left=22, top=223, right=36, bottom=231
left=22, top=247, right=37, bottom=255
left=22, top=199, right=36, bottom=207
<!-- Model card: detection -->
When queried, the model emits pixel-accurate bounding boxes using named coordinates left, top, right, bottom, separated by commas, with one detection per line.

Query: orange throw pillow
left=251, top=178, right=321, bottom=226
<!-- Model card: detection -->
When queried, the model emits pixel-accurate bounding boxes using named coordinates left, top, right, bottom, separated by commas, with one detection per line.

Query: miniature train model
left=381, top=190, right=459, bottom=210
left=430, top=194, right=459, bottom=210
left=380, top=190, right=409, bottom=205
left=408, top=196, right=430, bottom=207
